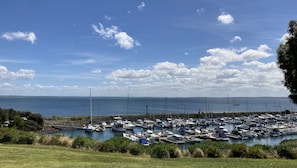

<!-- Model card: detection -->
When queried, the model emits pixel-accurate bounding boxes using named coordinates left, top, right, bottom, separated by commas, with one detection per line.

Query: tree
left=277, top=20, right=297, bottom=103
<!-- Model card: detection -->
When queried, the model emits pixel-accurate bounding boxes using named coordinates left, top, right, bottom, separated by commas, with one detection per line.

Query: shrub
left=72, top=135, right=98, bottom=149
left=182, top=149, right=191, bottom=157
left=0, top=128, right=36, bottom=144
left=174, top=148, right=183, bottom=158
left=150, top=144, right=170, bottom=158
left=128, top=144, right=146, bottom=155
left=192, top=147, right=204, bottom=158
left=205, top=146, right=221, bottom=158
left=275, top=139, right=297, bottom=159
left=187, top=140, right=228, bottom=158
left=229, top=143, right=248, bottom=157
left=96, top=137, right=130, bottom=153
left=248, top=144, right=274, bottom=159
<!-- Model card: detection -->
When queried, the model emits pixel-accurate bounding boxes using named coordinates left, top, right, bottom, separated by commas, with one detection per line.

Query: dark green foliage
left=128, top=144, right=145, bottom=155
left=149, top=143, right=178, bottom=158
left=96, top=137, right=131, bottom=153
left=72, top=135, right=98, bottom=149
left=0, top=128, right=35, bottom=144
left=247, top=144, right=274, bottom=159
left=187, top=140, right=229, bottom=157
left=150, top=144, right=170, bottom=158
left=229, top=143, right=248, bottom=157
left=0, top=108, right=44, bottom=131
left=274, top=139, right=297, bottom=159
left=205, top=146, right=221, bottom=158
left=277, top=20, right=297, bottom=103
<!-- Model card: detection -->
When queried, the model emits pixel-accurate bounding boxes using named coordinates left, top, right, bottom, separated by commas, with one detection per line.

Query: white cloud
left=67, top=58, right=96, bottom=65
left=196, top=8, right=205, bottom=14
left=104, top=15, right=111, bottom=21
left=200, top=45, right=271, bottom=69
left=0, top=65, right=35, bottom=80
left=102, top=45, right=284, bottom=97
left=138, top=2, right=145, bottom=11
left=1, top=31, right=36, bottom=44
left=91, top=23, right=140, bottom=50
left=230, top=36, right=242, bottom=43
left=217, top=12, right=234, bottom=25
left=279, top=33, right=289, bottom=44
left=92, top=68, right=102, bottom=74
left=107, top=69, right=151, bottom=80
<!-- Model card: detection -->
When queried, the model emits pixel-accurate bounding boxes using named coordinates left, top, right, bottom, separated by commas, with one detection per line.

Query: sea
left=0, top=96, right=296, bottom=118
left=1, top=96, right=297, bottom=146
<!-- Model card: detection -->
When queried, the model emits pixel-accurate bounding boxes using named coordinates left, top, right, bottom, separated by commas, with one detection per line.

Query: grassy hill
left=1, top=144, right=297, bottom=168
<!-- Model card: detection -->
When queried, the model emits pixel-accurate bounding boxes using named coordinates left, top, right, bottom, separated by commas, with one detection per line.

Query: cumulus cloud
left=104, top=45, right=284, bottom=97
left=200, top=45, right=271, bottom=69
left=217, top=12, right=234, bottom=25
left=0, top=65, right=35, bottom=80
left=91, top=23, right=140, bottom=50
left=1, top=31, right=36, bottom=44
left=108, top=69, right=151, bottom=80
left=230, top=36, right=242, bottom=43
left=138, top=2, right=145, bottom=11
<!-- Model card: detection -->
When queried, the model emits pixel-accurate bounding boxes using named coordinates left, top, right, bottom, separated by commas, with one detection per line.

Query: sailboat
left=85, top=89, right=95, bottom=133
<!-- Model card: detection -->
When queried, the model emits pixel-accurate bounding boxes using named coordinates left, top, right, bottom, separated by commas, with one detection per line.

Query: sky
left=0, top=0, right=296, bottom=97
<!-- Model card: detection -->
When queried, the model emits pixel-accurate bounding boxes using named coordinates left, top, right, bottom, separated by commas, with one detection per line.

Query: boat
left=123, top=132, right=139, bottom=142
left=111, top=117, right=126, bottom=132
left=123, top=120, right=136, bottom=130
left=85, top=89, right=95, bottom=133
left=139, top=137, right=149, bottom=146
left=163, top=134, right=186, bottom=144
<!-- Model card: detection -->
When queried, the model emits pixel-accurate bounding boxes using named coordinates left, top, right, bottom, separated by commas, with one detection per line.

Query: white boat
left=85, top=124, right=95, bottom=133
left=111, top=120, right=126, bottom=132
left=164, top=134, right=186, bottom=144
left=85, top=89, right=95, bottom=133
left=123, top=132, right=139, bottom=142
left=123, top=120, right=136, bottom=130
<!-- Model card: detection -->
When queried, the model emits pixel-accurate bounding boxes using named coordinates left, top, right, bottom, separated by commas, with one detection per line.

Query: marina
left=53, top=111, right=297, bottom=147
left=2, top=96, right=297, bottom=146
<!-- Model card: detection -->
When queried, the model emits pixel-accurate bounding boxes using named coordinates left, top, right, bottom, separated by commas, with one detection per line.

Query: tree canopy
left=277, top=20, right=297, bottom=104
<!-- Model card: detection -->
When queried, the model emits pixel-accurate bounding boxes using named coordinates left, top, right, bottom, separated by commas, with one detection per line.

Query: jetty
left=42, top=111, right=297, bottom=145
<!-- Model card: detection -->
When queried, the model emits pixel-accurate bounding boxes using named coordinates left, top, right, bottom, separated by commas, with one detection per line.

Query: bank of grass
left=0, top=144, right=297, bottom=168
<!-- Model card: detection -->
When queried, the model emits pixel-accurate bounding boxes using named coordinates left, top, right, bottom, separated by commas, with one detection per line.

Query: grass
left=1, top=144, right=297, bottom=168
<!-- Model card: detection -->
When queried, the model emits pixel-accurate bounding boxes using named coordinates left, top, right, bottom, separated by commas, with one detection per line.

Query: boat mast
left=89, top=88, right=93, bottom=125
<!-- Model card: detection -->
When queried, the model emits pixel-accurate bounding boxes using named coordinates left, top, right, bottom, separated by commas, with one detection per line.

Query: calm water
left=2, top=96, right=297, bottom=146
left=0, top=96, right=296, bottom=117
left=58, top=126, right=297, bottom=147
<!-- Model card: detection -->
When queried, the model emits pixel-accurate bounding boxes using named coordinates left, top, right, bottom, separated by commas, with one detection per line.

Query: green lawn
left=0, top=144, right=297, bottom=168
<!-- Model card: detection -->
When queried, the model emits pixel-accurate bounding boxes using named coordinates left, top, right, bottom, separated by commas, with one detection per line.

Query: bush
left=182, top=149, right=191, bottom=157
left=150, top=144, right=170, bottom=158
left=174, top=148, right=183, bottom=158
left=96, top=137, right=131, bottom=153
left=0, top=128, right=36, bottom=144
left=229, top=143, right=248, bottom=157
left=187, top=140, right=228, bottom=158
left=275, top=139, right=297, bottom=159
left=192, top=147, right=204, bottom=158
left=205, top=146, right=221, bottom=158
left=72, top=135, right=98, bottom=149
left=128, top=144, right=146, bottom=155
left=247, top=144, right=274, bottom=159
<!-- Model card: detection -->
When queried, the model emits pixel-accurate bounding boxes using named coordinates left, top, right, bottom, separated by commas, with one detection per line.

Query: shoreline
left=41, top=111, right=290, bottom=134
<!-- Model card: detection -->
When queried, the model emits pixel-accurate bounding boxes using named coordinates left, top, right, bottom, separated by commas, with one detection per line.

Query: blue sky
left=0, top=0, right=296, bottom=97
